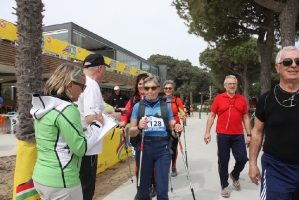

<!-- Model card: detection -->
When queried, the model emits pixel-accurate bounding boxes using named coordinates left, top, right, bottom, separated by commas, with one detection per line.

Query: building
left=0, top=19, right=167, bottom=110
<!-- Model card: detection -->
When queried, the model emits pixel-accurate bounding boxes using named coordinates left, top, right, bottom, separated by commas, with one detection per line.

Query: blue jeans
left=217, top=134, right=248, bottom=189
left=135, top=140, right=171, bottom=200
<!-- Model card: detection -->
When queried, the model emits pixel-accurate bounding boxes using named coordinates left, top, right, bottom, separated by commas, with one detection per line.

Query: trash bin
left=198, top=109, right=201, bottom=119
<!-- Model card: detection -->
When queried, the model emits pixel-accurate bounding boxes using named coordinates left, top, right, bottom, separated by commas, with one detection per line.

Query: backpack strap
left=160, top=98, right=172, bottom=135
left=174, top=96, right=178, bottom=109
left=160, top=98, right=174, bottom=154
left=137, top=99, right=146, bottom=123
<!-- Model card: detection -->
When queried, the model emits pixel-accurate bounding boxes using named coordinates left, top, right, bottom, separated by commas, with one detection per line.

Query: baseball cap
left=83, top=54, right=110, bottom=68
left=114, top=86, right=120, bottom=90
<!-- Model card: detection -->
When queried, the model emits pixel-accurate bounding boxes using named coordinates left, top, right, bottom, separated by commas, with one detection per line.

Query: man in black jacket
left=110, top=86, right=129, bottom=108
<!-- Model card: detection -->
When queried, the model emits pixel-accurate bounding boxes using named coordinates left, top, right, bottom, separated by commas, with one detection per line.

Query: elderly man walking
left=249, top=46, right=299, bottom=200
left=204, top=75, right=251, bottom=198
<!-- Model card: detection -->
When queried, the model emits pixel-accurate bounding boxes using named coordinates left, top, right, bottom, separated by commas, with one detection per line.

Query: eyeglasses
left=164, top=87, right=172, bottom=90
left=278, top=58, right=299, bottom=66
left=226, top=83, right=237, bottom=86
left=144, top=86, right=160, bottom=91
left=72, top=81, right=86, bottom=91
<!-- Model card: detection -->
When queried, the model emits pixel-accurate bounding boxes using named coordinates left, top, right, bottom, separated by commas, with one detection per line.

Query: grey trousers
left=33, top=181, right=83, bottom=200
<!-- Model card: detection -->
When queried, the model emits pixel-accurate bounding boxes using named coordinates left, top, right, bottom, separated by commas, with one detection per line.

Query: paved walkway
left=103, top=112, right=262, bottom=200
left=0, top=112, right=262, bottom=199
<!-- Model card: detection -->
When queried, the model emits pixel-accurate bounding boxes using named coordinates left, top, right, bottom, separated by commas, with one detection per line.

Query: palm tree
left=15, top=0, right=44, bottom=141
left=13, top=0, right=44, bottom=199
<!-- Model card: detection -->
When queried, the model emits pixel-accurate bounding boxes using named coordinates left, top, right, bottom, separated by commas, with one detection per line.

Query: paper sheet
left=85, top=114, right=119, bottom=155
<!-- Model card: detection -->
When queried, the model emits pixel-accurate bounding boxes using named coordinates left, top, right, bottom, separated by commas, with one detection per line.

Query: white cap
left=114, top=86, right=120, bottom=90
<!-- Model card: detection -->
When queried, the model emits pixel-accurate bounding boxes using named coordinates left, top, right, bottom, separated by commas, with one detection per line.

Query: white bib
left=145, top=116, right=165, bottom=132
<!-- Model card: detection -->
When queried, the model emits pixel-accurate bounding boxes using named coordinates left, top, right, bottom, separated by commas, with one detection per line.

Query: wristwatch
left=247, top=133, right=252, bottom=137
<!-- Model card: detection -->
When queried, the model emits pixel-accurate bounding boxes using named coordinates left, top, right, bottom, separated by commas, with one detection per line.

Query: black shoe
left=171, top=168, right=178, bottom=177
left=150, top=187, right=156, bottom=197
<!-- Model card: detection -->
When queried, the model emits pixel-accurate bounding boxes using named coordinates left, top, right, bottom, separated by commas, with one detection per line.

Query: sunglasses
left=144, top=86, right=160, bottom=91
left=278, top=58, right=299, bottom=66
left=73, top=68, right=82, bottom=78
left=164, top=87, right=172, bottom=90
left=72, top=81, right=86, bottom=91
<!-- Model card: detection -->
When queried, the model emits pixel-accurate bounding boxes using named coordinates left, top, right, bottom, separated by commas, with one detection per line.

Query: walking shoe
left=230, top=172, right=241, bottom=191
left=221, top=187, right=230, bottom=198
left=171, top=168, right=178, bottom=177
left=150, top=187, right=156, bottom=197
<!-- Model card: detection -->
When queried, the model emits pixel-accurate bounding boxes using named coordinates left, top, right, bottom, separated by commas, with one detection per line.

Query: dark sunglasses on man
left=144, top=86, right=160, bottom=91
left=278, top=58, right=299, bottom=66
left=72, top=81, right=87, bottom=91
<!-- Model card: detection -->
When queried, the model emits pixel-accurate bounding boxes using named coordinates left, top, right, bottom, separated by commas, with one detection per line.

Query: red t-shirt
left=211, top=92, right=248, bottom=135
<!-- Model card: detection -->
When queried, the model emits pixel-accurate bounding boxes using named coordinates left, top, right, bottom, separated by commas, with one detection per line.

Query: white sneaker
left=230, top=172, right=241, bottom=191
left=221, top=187, right=230, bottom=198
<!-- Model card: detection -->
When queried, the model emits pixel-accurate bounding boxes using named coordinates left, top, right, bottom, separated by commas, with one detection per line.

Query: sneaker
left=150, top=187, right=156, bottom=197
left=230, top=172, right=241, bottom=191
left=171, top=168, right=178, bottom=177
left=221, top=187, right=230, bottom=198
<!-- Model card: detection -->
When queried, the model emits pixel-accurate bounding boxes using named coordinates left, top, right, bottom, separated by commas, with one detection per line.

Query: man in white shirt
left=77, top=53, right=109, bottom=200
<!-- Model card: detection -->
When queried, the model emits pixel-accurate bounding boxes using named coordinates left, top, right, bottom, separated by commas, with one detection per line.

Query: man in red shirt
left=204, top=75, right=251, bottom=198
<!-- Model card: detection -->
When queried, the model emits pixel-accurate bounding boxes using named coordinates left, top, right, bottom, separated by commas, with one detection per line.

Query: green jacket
left=31, top=94, right=87, bottom=188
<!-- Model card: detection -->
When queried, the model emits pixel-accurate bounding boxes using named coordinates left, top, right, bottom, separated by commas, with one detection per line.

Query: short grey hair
left=143, top=76, right=160, bottom=87
left=276, top=46, right=299, bottom=64
left=224, top=75, right=238, bottom=84
left=163, top=80, right=175, bottom=89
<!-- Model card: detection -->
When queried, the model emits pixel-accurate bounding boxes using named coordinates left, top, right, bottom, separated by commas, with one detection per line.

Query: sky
left=1, top=0, right=208, bottom=67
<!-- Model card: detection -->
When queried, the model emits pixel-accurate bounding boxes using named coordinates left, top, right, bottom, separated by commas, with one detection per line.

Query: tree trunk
left=279, top=0, right=299, bottom=47
left=180, top=92, right=184, bottom=102
left=241, top=65, right=250, bottom=109
left=257, top=13, right=275, bottom=95
left=15, top=0, right=44, bottom=142
left=258, top=43, right=273, bottom=95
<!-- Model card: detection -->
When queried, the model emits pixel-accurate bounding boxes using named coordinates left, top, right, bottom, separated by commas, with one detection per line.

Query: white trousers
left=33, top=181, right=83, bottom=200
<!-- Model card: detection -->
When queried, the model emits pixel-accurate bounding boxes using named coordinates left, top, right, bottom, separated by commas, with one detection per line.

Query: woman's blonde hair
left=43, top=63, right=85, bottom=99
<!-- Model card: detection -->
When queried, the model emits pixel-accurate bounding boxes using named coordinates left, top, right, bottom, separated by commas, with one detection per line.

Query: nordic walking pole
left=123, top=135, right=133, bottom=183
left=177, top=132, right=196, bottom=200
left=182, top=118, right=188, bottom=167
left=137, top=117, right=146, bottom=190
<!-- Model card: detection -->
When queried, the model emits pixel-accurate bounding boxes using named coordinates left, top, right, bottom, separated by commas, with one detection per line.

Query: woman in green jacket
left=30, top=63, right=104, bottom=200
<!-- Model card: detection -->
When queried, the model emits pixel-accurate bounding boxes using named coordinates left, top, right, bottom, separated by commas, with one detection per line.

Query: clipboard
left=85, top=114, right=119, bottom=155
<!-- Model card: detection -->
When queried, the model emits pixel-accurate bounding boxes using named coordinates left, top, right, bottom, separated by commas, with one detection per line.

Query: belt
left=141, top=135, right=170, bottom=141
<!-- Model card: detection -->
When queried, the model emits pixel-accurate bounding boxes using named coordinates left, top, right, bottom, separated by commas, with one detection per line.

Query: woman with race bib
left=129, top=76, right=183, bottom=200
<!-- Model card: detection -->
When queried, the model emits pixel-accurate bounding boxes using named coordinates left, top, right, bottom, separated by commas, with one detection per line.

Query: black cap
left=83, top=54, right=110, bottom=68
